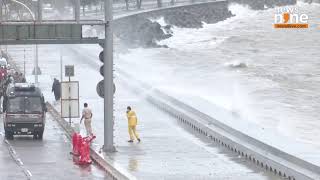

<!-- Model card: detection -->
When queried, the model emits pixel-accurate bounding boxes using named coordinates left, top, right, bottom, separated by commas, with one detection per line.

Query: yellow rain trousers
left=128, top=126, right=139, bottom=140
left=127, top=111, right=139, bottom=140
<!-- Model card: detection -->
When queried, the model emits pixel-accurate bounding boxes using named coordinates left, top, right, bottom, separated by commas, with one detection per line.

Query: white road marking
left=17, top=158, right=24, bottom=166
left=26, top=170, right=33, bottom=178
left=0, top=133, right=33, bottom=180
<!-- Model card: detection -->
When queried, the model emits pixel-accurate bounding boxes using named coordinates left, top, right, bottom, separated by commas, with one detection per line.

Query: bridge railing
left=0, top=0, right=216, bottom=22
left=0, top=0, right=80, bottom=22
left=0, top=0, right=105, bottom=45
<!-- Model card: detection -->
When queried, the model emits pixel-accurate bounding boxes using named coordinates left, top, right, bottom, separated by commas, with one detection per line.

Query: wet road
left=0, top=113, right=110, bottom=180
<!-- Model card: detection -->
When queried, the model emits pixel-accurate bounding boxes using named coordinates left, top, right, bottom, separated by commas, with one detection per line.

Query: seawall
left=110, top=0, right=297, bottom=47
left=113, top=1, right=232, bottom=47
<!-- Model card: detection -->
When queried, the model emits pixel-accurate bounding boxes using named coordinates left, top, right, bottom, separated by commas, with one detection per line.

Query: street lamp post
left=0, top=0, right=3, bottom=22
left=34, top=0, right=42, bottom=84
left=103, top=0, right=115, bottom=152
left=8, top=0, right=39, bottom=84
left=60, top=49, right=63, bottom=82
left=34, top=45, right=39, bottom=84
left=75, top=0, right=80, bottom=22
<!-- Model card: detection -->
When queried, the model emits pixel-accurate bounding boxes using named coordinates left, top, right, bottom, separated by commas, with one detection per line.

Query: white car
left=0, top=57, right=7, bottom=68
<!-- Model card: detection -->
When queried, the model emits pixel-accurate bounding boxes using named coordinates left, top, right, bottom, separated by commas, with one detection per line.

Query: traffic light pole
left=103, top=0, right=115, bottom=152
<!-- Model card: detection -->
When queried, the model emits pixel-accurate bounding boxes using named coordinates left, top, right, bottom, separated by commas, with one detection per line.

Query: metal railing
left=0, top=0, right=216, bottom=21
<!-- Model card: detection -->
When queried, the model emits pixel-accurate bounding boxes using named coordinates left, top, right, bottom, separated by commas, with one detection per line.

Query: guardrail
left=117, top=69, right=320, bottom=180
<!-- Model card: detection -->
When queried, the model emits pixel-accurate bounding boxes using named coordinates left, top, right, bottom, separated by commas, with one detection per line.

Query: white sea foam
left=116, top=3, right=320, bottom=149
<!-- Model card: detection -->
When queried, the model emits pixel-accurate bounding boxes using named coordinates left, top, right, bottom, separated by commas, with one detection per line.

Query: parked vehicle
left=3, top=83, right=47, bottom=139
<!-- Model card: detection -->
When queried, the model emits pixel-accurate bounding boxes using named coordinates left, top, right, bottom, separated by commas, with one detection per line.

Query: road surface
left=0, top=112, right=110, bottom=180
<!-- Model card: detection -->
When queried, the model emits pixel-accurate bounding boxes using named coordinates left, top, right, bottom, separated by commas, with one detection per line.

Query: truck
left=3, top=83, right=47, bottom=139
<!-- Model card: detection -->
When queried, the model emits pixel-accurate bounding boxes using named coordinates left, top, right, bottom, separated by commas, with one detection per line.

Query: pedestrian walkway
left=91, top=81, right=280, bottom=180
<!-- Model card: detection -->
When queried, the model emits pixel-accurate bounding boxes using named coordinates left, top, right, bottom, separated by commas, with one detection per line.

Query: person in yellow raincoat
left=126, top=106, right=141, bottom=143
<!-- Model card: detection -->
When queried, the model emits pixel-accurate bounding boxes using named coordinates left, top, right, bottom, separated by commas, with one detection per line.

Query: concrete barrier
left=117, top=69, right=320, bottom=180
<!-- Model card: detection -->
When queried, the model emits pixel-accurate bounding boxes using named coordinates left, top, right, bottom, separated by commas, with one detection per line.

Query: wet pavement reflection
left=128, top=158, right=139, bottom=172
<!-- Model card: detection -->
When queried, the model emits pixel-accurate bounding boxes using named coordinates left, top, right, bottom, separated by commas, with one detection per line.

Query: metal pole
left=33, top=0, right=40, bottom=85
left=35, top=44, right=39, bottom=84
left=157, top=0, right=162, bottom=8
left=4, top=0, right=7, bottom=21
left=60, top=49, right=63, bottom=82
left=75, top=0, right=80, bottom=22
left=37, top=0, right=42, bottom=22
left=103, top=0, right=115, bottom=152
left=0, top=0, right=3, bottom=22
left=24, top=49, right=26, bottom=76
left=69, top=76, right=71, bottom=124
left=0, top=0, right=2, bottom=53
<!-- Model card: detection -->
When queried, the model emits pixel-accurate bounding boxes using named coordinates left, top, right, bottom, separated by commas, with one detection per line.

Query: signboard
left=65, top=65, right=74, bottom=77
left=61, top=100, right=79, bottom=118
left=61, top=81, right=79, bottom=99
left=61, top=81, right=79, bottom=118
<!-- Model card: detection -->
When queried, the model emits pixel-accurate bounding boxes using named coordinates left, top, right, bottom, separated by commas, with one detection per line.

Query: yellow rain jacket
left=127, top=110, right=138, bottom=126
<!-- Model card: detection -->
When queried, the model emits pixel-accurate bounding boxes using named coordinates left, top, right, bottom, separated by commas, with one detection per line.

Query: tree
left=125, top=0, right=129, bottom=10
left=80, top=0, right=99, bottom=15
left=136, top=0, right=141, bottom=9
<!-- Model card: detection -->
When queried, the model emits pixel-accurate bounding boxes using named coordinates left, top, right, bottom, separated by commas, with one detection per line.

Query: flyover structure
left=0, top=0, right=104, bottom=44
left=0, top=0, right=115, bottom=152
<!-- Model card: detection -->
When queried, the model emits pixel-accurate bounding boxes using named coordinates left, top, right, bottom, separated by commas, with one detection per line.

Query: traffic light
left=99, top=51, right=104, bottom=63
left=99, top=51, right=104, bottom=76
left=96, top=50, right=115, bottom=98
